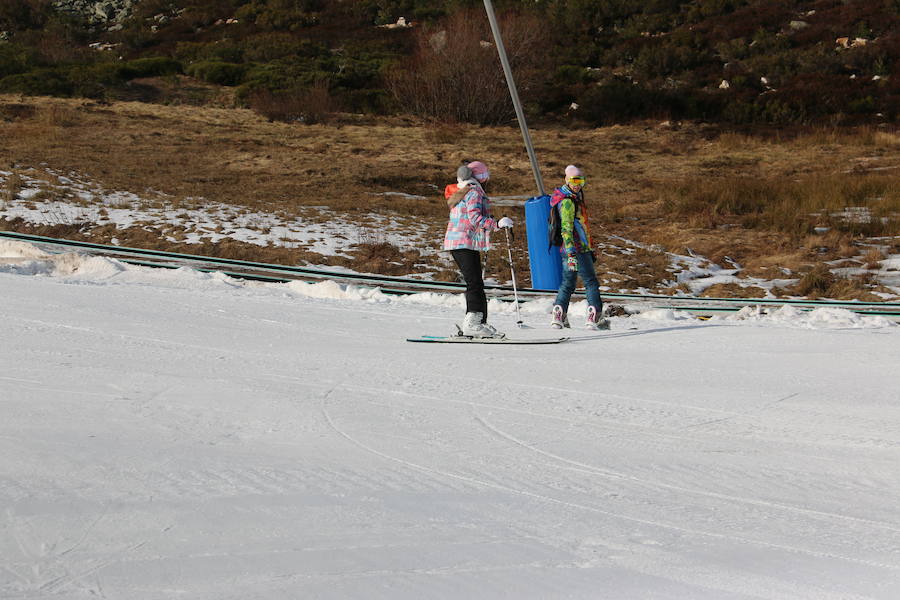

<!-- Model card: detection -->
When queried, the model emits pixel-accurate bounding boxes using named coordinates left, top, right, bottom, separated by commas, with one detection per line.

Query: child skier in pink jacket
left=443, top=161, right=513, bottom=337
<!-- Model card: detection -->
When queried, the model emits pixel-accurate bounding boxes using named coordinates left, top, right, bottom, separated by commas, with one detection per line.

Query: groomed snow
left=2, top=241, right=899, bottom=599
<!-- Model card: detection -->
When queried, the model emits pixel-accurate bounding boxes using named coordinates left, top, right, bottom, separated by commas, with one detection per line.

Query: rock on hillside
left=53, top=0, right=136, bottom=26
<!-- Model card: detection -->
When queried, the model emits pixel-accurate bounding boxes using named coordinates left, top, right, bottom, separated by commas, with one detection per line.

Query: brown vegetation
left=788, top=265, right=884, bottom=301
left=863, top=247, right=885, bottom=269
left=700, top=283, right=767, bottom=299
left=336, top=241, right=429, bottom=276
left=1, top=94, right=898, bottom=300
left=3, top=171, right=22, bottom=206
left=246, top=81, right=340, bottom=124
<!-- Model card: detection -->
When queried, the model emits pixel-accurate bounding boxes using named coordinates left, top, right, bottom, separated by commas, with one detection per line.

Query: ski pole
left=503, top=227, right=524, bottom=327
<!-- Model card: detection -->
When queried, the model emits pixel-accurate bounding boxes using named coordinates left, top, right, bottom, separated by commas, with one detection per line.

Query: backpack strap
left=547, top=202, right=563, bottom=249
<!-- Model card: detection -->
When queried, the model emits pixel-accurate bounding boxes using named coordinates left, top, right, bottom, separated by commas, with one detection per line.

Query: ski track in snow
left=470, top=410, right=900, bottom=532
left=322, top=394, right=900, bottom=588
left=322, top=387, right=900, bottom=569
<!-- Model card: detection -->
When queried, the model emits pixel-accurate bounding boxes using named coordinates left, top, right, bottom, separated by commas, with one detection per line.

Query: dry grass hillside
left=1, top=94, right=898, bottom=299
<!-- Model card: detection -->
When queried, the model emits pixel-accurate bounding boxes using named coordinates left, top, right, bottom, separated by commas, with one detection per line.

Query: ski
left=407, top=335, right=570, bottom=344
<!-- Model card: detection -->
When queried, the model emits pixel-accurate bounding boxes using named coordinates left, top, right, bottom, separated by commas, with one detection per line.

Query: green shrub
left=186, top=61, right=249, bottom=86
left=239, top=61, right=320, bottom=93
left=848, top=96, right=876, bottom=115
left=0, top=43, right=34, bottom=78
left=577, top=79, right=686, bottom=125
left=172, top=41, right=207, bottom=64
left=71, top=63, right=124, bottom=86
left=0, top=68, right=73, bottom=96
left=234, top=1, right=322, bottom=31
left=0, top=0, right=894, bottom=125
left=241, top=33, right=326, bottom=62
left=173, top=41, right=244, bottom=64
left=118, top=57, right=183, bottom=79
left=633, top=41, right=708, bottom=81
left=332, top=56, right=385, bottom=90
left=554, top=64, right=592, bottom=85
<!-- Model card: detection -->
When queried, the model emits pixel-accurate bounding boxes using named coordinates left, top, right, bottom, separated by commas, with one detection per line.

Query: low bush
left=118, top=57, right=183, bottom=79
left=577, top=80, right=686, bottom=125
left=0, top=68, right=73, bottom=96
left=0, top=43, right=35, bottom=78
left=0, top=57, right=184, bottom=98
left=240, top=33, right=325, bottom=62
left=186, top=61, right=249, bottom=86
left=234, top=0, right=323, bottom=31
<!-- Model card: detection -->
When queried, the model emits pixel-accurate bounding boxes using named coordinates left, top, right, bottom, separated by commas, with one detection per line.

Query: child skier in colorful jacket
left=550, top=165, right=608, bottom=330
left=442, top=161, right=512, bottom=337
left=443, top=164, right=497, bottom=252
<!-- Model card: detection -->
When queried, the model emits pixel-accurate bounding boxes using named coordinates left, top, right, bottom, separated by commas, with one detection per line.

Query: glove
left=565, top=253, right=578, bottom=272
left=497, top=216, right=514, bottom=229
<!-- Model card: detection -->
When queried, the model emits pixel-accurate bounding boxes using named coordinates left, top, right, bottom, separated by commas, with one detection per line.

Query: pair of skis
left=407, top=323, right=570, bottom=345
left=407, top=318, right=619, bottom=344
left=406, top=333, right=569, bottom=345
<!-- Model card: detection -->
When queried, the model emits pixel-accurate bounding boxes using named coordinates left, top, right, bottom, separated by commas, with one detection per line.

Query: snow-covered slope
left=1, top=242, right=898, bottom=599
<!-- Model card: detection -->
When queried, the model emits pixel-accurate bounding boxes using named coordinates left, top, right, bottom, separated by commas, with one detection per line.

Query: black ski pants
left=451, top=248, right=487, bottom=322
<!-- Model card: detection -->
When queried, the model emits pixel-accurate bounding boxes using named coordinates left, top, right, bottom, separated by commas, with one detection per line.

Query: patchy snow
left=1, top=240, right=899, bottom=599
left=853, top=243, right=900, bottom=297
left=2, top=169, right=898, bottom=299
left=0, top=169, right=431, bottom=258
left=605, top=235, right=795, bottom=297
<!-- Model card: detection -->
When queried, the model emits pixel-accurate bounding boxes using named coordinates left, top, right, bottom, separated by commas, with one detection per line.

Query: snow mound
left=0, top=239, right=53, bottom=260
left=2, top=241, right=896, bottom=330
left=726, top=305, right=896, bottom=329
left=634, top=308, right=698, bottom=323
left=51, top=252, right=127, bottom=279
left=286, top=280, right=467, bottom=310
left=286, top=279, right=391, bottom=302
left=0, top=241, right=126, bottom=279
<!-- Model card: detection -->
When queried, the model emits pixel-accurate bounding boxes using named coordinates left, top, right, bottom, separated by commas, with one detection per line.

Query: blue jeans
left=554, top=251, right=602, bottom=314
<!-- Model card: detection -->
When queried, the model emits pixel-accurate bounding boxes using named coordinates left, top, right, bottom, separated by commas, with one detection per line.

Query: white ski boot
left=480, top=321, right=500, bottom=336
left=550, top=305, right=570, bottom=329
left=585, top=306, right=610, bottom=330
left=460, top=312, right=503, bottom=338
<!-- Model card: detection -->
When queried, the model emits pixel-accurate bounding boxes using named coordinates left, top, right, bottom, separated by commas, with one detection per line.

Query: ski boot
left=585, top=306, right=610, bottom=330
left=550, top=305, right=570, bottom=329
left=460, top=312, right=503, bottom=338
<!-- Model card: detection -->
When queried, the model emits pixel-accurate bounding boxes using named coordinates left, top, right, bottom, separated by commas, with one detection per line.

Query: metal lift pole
left=482, top=0, right=545, bottom=196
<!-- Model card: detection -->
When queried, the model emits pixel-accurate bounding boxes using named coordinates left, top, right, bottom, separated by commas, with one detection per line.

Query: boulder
left=52, top=0, right=136, bottom=24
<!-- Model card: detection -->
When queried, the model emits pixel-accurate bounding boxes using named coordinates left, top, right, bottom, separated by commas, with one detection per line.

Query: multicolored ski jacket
left=442, top=180, right=497, bottom=251
left=550, top=185, right=592, bottom=255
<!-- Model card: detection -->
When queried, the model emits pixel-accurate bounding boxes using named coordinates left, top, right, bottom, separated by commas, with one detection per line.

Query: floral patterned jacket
left=442, top=180, right=497, bottom=251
